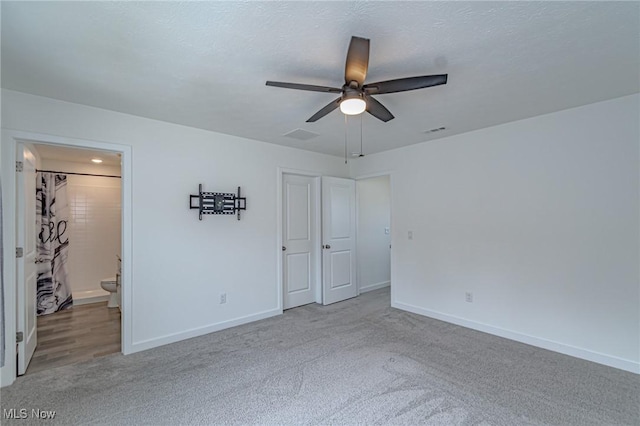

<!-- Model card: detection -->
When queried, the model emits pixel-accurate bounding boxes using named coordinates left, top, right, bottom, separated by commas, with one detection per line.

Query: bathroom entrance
left=16, top=141, right=125, bottom=375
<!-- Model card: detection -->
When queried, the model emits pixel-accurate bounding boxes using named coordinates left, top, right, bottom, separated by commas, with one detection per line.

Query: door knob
left=324, top=244, right=331, bottom=249
left=282, top=246, right=286, bottom=251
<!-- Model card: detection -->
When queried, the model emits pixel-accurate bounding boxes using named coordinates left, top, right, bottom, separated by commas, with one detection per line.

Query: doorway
left=3, top=130, right=133, bottom=386
left=25, top=143, right=122, bottom=374
left=356, top=175, right=391, bottom=294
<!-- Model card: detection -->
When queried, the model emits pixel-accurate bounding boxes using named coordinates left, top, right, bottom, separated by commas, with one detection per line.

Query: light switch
left=384, top=227, right=390, bottom=235
left=408, top=231, right=413, bottom=240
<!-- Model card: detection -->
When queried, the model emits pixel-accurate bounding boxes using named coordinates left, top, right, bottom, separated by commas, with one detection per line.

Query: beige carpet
left=1, top=288, right=638, bottom=425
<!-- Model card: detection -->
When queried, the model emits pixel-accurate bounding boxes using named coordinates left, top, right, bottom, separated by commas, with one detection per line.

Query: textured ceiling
left=2, top=2, right=639, bottom=157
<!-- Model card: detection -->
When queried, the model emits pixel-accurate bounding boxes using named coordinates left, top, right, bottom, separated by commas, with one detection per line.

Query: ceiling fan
left=266, top=36, right=448, bottom=123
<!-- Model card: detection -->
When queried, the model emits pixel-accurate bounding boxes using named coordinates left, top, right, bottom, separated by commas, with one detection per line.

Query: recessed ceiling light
left=91, top=158, right=103, bottom=163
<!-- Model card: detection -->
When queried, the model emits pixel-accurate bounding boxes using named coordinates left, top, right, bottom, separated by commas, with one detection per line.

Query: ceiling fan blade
left=365, top=94, right=394, bottom=122
left=364, top=74, right=448, bottom=95
left=306, top=97, right=342, bottom=122
left=266, top=81, right=342, bottom=93
left=344, top=36, right=370, bottom=86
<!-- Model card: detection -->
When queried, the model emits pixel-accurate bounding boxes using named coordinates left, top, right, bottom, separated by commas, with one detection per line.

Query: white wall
left=0, top=125, right=3, bottom=370
left=2, top=89, right=637, bottom=383
left=357, top=176, right=390, bottom=292
left=39, top=159, right=121, bottom=300
left=1, top=89, right=348, bottom=380
left=350, top=94, right=640, bottom=373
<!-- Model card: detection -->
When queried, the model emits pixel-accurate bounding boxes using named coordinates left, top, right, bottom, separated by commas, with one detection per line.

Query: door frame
left=354, top=171, right=394, bottom=300
left=277, top=168, right=322, bottom=309
left=1, top=129, right=133, bottom=387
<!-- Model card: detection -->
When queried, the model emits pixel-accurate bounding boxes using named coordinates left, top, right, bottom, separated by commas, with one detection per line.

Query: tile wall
left=40, top=159, right=121, bottom=298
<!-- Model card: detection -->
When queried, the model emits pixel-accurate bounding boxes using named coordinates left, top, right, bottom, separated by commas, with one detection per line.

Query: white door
left=282, top=174, right=318, bottom=309
left=16, top=144, right=38, bottom=374
left=322, top=176, right=357, bottom=305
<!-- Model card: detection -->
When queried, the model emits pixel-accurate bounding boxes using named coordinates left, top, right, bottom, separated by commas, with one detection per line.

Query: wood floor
left=26, top=302, right=121, bottom=375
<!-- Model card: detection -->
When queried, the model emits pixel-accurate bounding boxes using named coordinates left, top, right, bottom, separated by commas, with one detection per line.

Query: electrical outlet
left=220, top=293, right=227, bottom=304
left=408, top=231, right=413, bottom=240
left=465, top=292, right=473, bottom=303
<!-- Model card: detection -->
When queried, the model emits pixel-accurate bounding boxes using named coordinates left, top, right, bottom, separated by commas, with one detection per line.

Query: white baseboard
left=129, top=308, right=282, bottom=353
left=393, top=301, right=640, bottom=375
left=359, top=281, right=390, bottom=293
left=73, top=289, right=110, bottom=306
left=0, top=365, right=16, bottom=388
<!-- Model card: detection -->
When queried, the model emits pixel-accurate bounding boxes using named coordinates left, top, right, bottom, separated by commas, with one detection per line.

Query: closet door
left=321, top=176, right=357, bottom=305
left=282, top=174, right=318, bottom=309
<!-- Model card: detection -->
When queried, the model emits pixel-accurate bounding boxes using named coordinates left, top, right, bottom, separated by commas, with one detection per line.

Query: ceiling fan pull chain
left=344, top=114, right=348, bottom=164
left=360, top=114, right=364, bottom=157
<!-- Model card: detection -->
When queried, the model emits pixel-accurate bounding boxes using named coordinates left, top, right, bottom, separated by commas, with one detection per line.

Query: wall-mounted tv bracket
left=189, top=184, right=247, bottom=221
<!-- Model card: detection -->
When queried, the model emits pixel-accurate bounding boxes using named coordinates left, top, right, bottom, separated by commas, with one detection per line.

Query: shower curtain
left=36, top=173, right=73, bottom=315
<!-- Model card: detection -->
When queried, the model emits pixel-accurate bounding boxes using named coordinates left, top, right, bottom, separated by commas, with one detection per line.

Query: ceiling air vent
left=283, top=129, right=320, bottom=141
left=425, top=126, right=446, bottom=134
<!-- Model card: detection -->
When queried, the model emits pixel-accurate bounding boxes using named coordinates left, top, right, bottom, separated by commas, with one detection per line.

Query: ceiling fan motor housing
left=342, top=86, right=363, bottom=101
left=340, top=88, right=367, bottom=115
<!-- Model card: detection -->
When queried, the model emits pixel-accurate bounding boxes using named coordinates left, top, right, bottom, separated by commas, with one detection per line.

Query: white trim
left=1, top=135, right=17, bottom=387
left=393, top=301, right=640, bottom=375
left=359, top=281, right=390, bottom=293
left=130, top=308, right=281, bottom=353
left=312, top=177, right=322, bottom=304
left=276, top=168, right=283, bottom=312
left=0, top=130, right=133, bottom=387
left=277, top=168, right=323, bottom=307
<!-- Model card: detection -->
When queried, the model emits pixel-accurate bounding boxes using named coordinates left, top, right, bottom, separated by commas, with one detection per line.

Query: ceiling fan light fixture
left=340, top=96, right=366, bottom=115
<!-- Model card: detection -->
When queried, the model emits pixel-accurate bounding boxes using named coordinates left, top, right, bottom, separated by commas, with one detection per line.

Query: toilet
left=100, top=277, right=119, bottom=308
left=100, top=256, right=122, bottom=309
